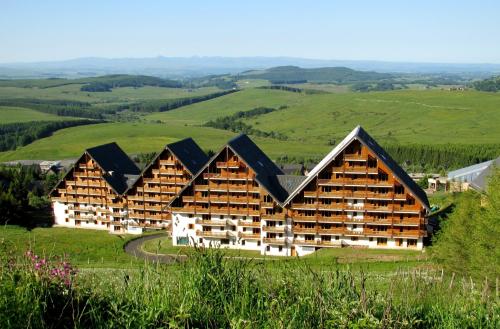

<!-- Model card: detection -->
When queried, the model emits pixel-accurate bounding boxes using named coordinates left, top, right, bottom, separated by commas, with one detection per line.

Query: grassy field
left=0, top=106, right=81, bottom=123
left=0, top=225, right=143, bottom=268
left=0, top=121, right=325, bottom=161
left=0, top=84, right=219, bottom=103
left=148, top=88, right=500, bottom=144
left=1, top=86, right=499, bottom=162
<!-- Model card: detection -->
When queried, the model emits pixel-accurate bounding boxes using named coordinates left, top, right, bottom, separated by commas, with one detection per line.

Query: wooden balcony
left=292, top=214, right=317, bottom=222
left=344, top=154, right=366, bottom=161
left=318, top=240, right=342, bottom=247
left=127, top=195, right=144, bottom=201
left=263, top=238, right=288, bottom=245
left=203, top=173, right=255, bottom=181
left=317, top=228, right=346, bottom=235
left=364, top=204, right=393, bottom=212
left=195, top=219, right=228, bottom=226
left=393, top=193, right=407, bottom=200
left=363, top=217, right=393, bottom=225
left=293, top=239, right=320, bottom=246
left=238, top=220, right=261, bottom=227
left=78, top=164, right=95, bottom=169
left=262, top=225, right=286, bottom=233
left=292, top=226, right=317, bottom=234
left=216, top=161, right=241, bottom=168
left=318, top=203, right=346, bottom=210
left=159, top=159, right=176, bottom=166
left=317, top=216, right=345, bottom=223
left=343, top=166, right=369, bottom=173
left=363, top=229, right=393, bottom=237
left=238, top=232, right=261, bottom=240
left=392, top=205, right=421, bottom=213
left=196, top=230, right=230, bottom=238
left=392, top=230, right=425, bottom=237
left=194, top=184, right=209, bottom=191
left=261, top=213, right=286, bottom=220
left=292, top=203, right=318, bottom=210
left=393, top=218, right=421, bottom=226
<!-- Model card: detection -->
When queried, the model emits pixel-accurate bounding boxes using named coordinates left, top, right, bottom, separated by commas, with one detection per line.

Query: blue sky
left=1, top=0, right=499, bottom=63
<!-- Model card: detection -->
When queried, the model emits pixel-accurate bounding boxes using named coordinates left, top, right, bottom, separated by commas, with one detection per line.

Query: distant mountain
left=240, top=66, right=392, bottom=83
left=1, top=56, right=499, bottom=79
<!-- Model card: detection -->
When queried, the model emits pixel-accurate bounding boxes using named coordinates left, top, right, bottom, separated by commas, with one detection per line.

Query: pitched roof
left=284, top=126, right=430, bottom=210
left=125, top=138, right=208, bottom=194
left=448, top=159, right=494, bottom=182
left=167, top=138, right=208, bottom=175
left=85, top=142, right=141, bottom=194
left=51, top=142, right=140, bottom=196
left=227, top=134, right=290, bottom=203
left=167, top=134, right=294, bottom=207
left=470, top=157, right=500, bottom=191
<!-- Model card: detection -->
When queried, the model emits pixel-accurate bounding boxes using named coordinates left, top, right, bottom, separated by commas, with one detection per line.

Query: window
left=278, top=246, right=283, bottom=252
left=266, top=246, right=270, bottom=252
left=188, top=224, right=194, bottom=229
left=377, top=238, right=387, bottom=245
left=407, top=239, right=417, bottom=247
left=351, top=237, right=358, bottom=241
left=241, top=240, right=245, bottom=246
left=188, top=214, right=193, bottom=218
left=257, top=241, right=261, bottom=246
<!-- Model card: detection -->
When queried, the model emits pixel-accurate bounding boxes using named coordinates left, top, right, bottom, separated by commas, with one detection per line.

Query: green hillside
left=241, top=66, right=392, bottom=83
left=0, top=106, right=81, bottom=123
left=147, top=88, right=500, bottom=145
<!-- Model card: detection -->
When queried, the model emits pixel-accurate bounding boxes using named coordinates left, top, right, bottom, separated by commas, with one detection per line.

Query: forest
left=0, top=120, right=104, bottom=151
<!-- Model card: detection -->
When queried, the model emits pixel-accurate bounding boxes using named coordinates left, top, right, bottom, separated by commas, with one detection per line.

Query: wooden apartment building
left=169, top=126, right=429, bottom=256
left=50, top=138, right=207, bottom=234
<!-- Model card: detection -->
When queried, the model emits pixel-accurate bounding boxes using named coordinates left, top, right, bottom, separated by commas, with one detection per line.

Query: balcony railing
left=216, top=161, right=241, bottom=168
left=263, top=238, right=289, bottom=245
left=238, top=232, right=261, bottom=239
left=195, top=219, right=228, bottom=226
left=293, top=239, right=320, bottom=246
left=262, top=225, right=286, bottom=233
left=317, top=216, right=345, bottom=223
left=291, top=214, right=317, bottom=222
left=196, top=230, right=230, bottom=238
left=292, top=226, right=317, bottom=234
left=238, top=220, right=261, bottom=227
left=317, top=228, right=346, bottom=235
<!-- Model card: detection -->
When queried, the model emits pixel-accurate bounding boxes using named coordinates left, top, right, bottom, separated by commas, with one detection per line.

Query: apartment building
left=50, top=138, right=207, bottom=234
left=169, top=126, right=430, bottom=256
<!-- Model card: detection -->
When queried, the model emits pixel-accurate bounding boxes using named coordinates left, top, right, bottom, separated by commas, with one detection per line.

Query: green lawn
left=142, top=236, right=427, bottom=272
left=0, top=225, right=147, bottom=268
left=0, top=106, right=80, bottom=123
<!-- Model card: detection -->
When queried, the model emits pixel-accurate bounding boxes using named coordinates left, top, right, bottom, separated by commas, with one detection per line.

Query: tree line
left=258, top=85, right=328, bottom=94
left=471, top=76, right=500, bottom=92
left=80, top=75, right=182, bottom=92
left=204, top=107, right=288, bottom=140
left=0, top=120, right=104, bottom=151
left=277, top=143, right=500, bottom=173
left=0, top=164, right=58, bottom=227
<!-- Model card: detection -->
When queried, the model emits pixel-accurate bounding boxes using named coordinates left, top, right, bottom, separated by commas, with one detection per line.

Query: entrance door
left=291, top=246, right=296, bottom=257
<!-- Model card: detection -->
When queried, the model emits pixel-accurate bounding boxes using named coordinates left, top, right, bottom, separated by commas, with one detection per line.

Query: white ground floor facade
left=52, top=201, right=167, bottom=234
left=171, top=212, right=424, bottom=257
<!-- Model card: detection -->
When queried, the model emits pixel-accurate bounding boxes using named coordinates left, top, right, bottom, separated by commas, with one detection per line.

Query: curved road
left=124, top=233, right=186, bottom=264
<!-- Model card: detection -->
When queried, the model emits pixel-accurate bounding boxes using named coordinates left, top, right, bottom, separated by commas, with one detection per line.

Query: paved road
left=124, top=233, right=186, bottom=264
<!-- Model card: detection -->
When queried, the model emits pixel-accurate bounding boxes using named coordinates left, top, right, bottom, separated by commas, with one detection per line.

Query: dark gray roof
left=276, top=175, right=307, bottom=195
left=168, top=138, right=208, bottom=175
left=228, top=134, right=289, bottom=203
left=86, top=142, right=140, bottom=194
left=470, top=157, right=500, bottom=191
left=355, top=126, right=430, bottom=209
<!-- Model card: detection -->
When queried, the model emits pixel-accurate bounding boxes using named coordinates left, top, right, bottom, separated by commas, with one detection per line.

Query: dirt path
left=124, top=233, right=187, bottom=264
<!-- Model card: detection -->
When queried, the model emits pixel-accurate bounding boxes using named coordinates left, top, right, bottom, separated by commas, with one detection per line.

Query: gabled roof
left=85, top=142, right=140, bottom=195
left=227, top=134, right=290, bottom=204
left=470, top=157, right=500, bottom=192
left=125, top=138, right=208, bottom=194
left=284, top=126, right=430, bottom=210
left=51, top=142, right=140, bottom=196
left=168, top=138, right=208, bottom=175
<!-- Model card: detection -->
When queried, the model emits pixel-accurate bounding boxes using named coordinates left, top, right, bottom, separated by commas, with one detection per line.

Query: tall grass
left=0, top=245, right=498, bottom=328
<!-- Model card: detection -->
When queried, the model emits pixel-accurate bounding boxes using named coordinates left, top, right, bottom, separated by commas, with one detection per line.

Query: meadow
left=0, top=106, right=81, bottom=124
left=1, top=86, right=499, bottom=163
